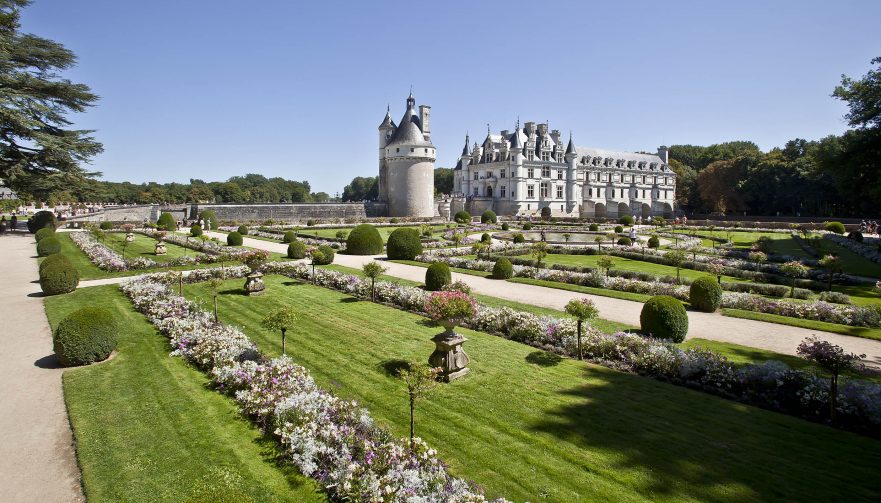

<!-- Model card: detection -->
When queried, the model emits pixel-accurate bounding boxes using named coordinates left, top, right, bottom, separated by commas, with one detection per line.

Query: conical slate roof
left=566, top=133, right=576, bottom=155
left=387, top=98, right=430, bottom=146
left=379, top=106, right=396, bottom=129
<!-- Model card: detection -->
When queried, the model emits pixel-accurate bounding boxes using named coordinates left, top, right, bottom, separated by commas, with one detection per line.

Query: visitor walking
left=10, top=214, right=17, bottom=232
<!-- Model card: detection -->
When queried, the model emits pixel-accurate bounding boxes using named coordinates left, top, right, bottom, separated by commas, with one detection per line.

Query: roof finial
left=487, top=123, right=491, bottom=135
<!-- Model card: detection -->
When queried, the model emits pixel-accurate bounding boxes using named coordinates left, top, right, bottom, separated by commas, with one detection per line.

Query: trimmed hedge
left=287, top=241, right=307, bottom=259
left=237, top=225, right=249, bottom=236
left=513, top=233, right=525, bottom=244
left=425, top=262, right=451, bottom=291
left=647, top=236, right=660, bottom=248
left=386, top=227, right=422, bottom=260
left=824, top=221, right=846, bottom=234
left=27, top=210, right=56, bottom=233
left=492, top=257, right=513, bottom=279
left=689, top=276, right=723, bottom=312
left=312, top=244, right=335, bottom=265
left=588, top=223, right=599, bottom=231
left=345, top=224, right=383, bottom=255
left=481, top=233, right=491, bottom=243
left=617, top=237, right=632, bottom=246
left=847, top=231, right=864, bottom=242
left=36, top=236, right=61, bottom=257
left=614, top=225, right=624, bottom=233
left=481, top=210, right=497, bottom=224
left=99, top=221, right=113, bottom=230
left=522, top=222, right=533, bottom=230
left=283, top=230, right=297, bottom=243
left=501, top=222, right=509, bottom=231
left=157, top=212, right=177, bottom=231
left=35, top=227, right=55, bottom=242
left=227, top=231, right=243, bottom=246
left=39, top=253, right=72, bottom=275
left=619, top=215, right=634, bottom=226
left=454, top=210, right=471, bottom=224
left=640, top=295, right=689, bottom=342
left=53, top=307, right=117, bottom=366
left=39, top=260, right=79, bottom=295
left=190, top=224, right=203, bottom=237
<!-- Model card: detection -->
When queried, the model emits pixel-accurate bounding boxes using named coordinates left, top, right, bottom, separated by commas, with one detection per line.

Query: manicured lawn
left=301, top=224, right=450, bottom=242
left=510, top=276, right=653, bottom=302
left=721, top=308, right=881, bottom=341
left=101, top=232, right=196, bottom=262
left=541, top=252, right=749, bottom=283
left=182, top=276, right=881, bottom=502
left=44, top=285, right=325, bottom=502
left=808, top=237, right=881, bottom=278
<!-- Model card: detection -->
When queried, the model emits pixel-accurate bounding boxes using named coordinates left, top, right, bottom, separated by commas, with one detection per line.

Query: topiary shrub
left=27, top=210, right=56, bottom=233
left=99, top=221, right=113, bottom=230
left=588, top=223, right=599, bottom=231
left=640, top=295, right=689, bottom=342
left=818, top=290, right=852, bottom=305
left=614, top=225, right=624, bottom=233
left=481, top=210, right=497, bottom=224
left=237, top=225, right=249, bottom=236
left=425, top=262, right=451, bottom=291
left=389, top=218, right=399, bottom=224
left=157, top=212, right=177, bottom=231
left=847, top=231, right=864, bottom=242
left=39, top=260, right=79, bottom=295
left=689, top=276, right=723, bottom=312
left=454, top=210, right=471, bottom=224
left=824, top=221, right=845, bottom=234
left=227, top=231, right=243, bottom=246
left=513, top=233, right=525, bottom=243
left=53, top=307, right=117, bottom=366
left=36, top=236, right=61, bottom=257
left=522, top=222, right=533, bottom=230
left=39, top=253, right=72, bottom=275
left=190, top=224, right=202, bottom=237
left=35, top=227, right=55, bottom=242
left=617, top=236, right=632, bottom=246
left=313, top=244, right=335, bottom=265
left=501, top=222, right=509, bottom=231
left=386, top=227, right=422, bottom=260
left=287, top=241, right=307, bottom=259
left=345, top=224, right=384, bottom=255
left=481, top=233, right=491, bottom=243
left=647, top=236, right=660, bottom=248
left=306, top=219, right=316, bottom=226
left=199, top=210, right=218, bottom=230
left=619, top=215, right=634, bottom=226
left=283, top=230, right=296, bottom=243
left=492, top=257, right=513, bottom=279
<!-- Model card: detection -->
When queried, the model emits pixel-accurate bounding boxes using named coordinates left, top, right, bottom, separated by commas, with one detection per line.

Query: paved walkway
left=205, top=231, right=881, bottom=367
left=0, top=233, right=83, bottom=502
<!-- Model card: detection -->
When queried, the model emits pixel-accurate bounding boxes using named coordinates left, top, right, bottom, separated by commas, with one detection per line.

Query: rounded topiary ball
left=454, top=210, right=471, bottom=224
left=619, top=215, right=635, bottom=226
left=647, top=236, right=660, bottom=248
left=386, top=227, right=423, bottom=260
left=824, top=221, right=845, bottom=234
left=287, top=241, right=306, bottom=259
left=227, top=231, right=243, bottom=246
left=425, top=262, right=451, bottom=291
left=614, top=225, right=624, bottom=233
left=588, top=223, right=599, bottom=231
left=283, top=230, right=296, bottom=243
left=35, top=227, right=55, bottom=242
left=237, top=225, right=249, bottom=236
left=99, top=221, right=113, bottom=230
left=689, top=276, right=723, bottom=312
left=28, top=210, right=56, bottom=234
left=345, top=224, right=383, bottom=255
left=313, top=244, right=335, bottom=265
left=492, top=257, right=513, bottom=279
left=190, top=224, right=203, bottom=237
left=501, top=222, right=509, bottom=231
left=522, top=222, right=533, bottom=230
left=617, top=237, right=632, bottom=246
left=481, top=210, right=497, bottom=224
left=157, top=212, right=177, bottom=231
left=640, top=295, right=689, bottom=342
left=39, top=260, right=79, bottom=295
left=39, top=253, right=72, bottom=274
left=513, top=233, right=525, bottom=244
left=53, top=307, right=117, bottom=367
left=481, top=233, right=491, bottom=243
left=37, top=236, right=61, bottom=257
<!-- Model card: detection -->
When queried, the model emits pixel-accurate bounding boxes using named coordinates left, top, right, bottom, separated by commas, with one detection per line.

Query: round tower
left=382, top=93, right=436, bottom=217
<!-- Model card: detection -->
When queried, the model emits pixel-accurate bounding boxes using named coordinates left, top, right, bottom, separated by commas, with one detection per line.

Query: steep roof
left=387, top=104, right=431, bottom=146
left=574, top=146, right=668, bottom=169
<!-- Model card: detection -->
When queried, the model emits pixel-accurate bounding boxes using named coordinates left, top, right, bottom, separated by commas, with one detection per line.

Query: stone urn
left=428, top=320, right=471, bottom=382
left=125, top=232, right=135, bottom=243
left=244, top=271, right=265, bottom=296
left=154, top=241, right=167, bottom=255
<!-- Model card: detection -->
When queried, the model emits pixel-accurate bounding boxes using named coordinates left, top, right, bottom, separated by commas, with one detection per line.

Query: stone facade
left=453, top=121, right=676, bottom=219
left=377, top=94, right=436, bottom=218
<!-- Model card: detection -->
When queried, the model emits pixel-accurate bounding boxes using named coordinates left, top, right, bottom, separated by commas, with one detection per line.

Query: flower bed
left=120, top=275, right=507, bottom=502
left=824, top=233, right=881, bottom=264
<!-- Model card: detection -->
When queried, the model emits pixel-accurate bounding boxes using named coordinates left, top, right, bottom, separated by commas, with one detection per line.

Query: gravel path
left=204, top=231, right=881, bottom=367
left=0, top=233, right=83, bottom=502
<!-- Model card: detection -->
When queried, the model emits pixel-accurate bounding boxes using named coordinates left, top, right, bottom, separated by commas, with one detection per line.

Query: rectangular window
left=557, top=170, right=563, bottom=180
left=540, top=182, right=549, bottom=198
left=473, top=172, right=478, bottom=180
left=511, top=170, right=515, bottom=178
left=642, top=176, right=646, bottom=184
left=542, top=166, right=551, bottom=177
left=527, top=168, right=534, bottom=178
left=500, top=170, right=505, bottom=178
left=527, top=185, right=535, bottom=199
left=556, top=185, right=564, bottom=199
left=473, top=188, right=478, bottom=196
left=500, top=185, right=506, bottom=198
left=541, top=152, right=550, bottom=161
left=410, top=148, right=414, bottom=152
left=589, top=187, right=593, bottom=197
left=654, top=176, right=658, bottom=184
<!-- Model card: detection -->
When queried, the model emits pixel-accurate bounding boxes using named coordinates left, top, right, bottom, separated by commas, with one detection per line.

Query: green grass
left=181, top=275, right=881, bottom=502
left=808, top=237, right=881, bottom=279
left=101, top=232, right=196, bottom=262
left=510, top=277, right=653, bottom=302
left=300, top=225, right=450, bottom=242
left=721, top=308, right=881, bottom=341
left=541, top=252, right=749, bottom=284
left=44, top=285, right=325, bottom=502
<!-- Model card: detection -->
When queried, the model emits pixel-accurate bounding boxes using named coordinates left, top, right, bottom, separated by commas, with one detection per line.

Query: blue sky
left=21, top=0, right=881, bottom=194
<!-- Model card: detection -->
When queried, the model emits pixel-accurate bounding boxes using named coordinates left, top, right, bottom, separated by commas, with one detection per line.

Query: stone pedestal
left=154, top=242, right=167, bottom=255
left=244, top=271, right=265, bottom=296
left=125, top=233, right=135, bottom=243
left=429, top=328, right=470, bottom=382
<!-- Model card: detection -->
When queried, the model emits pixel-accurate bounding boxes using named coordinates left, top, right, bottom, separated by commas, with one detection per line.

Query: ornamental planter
left=244, top=271, right=265, bottom=296
left=428, top=321, right=470, bottom=382
left=154, top=241, right=167, bottom=255
left=125, top=233, right=135, bottom=243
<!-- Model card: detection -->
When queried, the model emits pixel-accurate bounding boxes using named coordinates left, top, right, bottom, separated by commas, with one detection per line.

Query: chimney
left=550, top=129, right=561, bottom=145
left=657, top=145, right=669, bottom=164
left=419, top=105, right=431, bottom=141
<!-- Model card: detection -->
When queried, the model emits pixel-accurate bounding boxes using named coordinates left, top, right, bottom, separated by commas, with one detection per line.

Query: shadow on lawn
left=378, top=359, right=410, bottom=377
left=525, top=350, right=562, bottom=367
left=530, top=366, right=880, bottom=503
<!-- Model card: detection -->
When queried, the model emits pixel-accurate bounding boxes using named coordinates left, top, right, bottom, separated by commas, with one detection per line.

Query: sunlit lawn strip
left=720, top=308, right=881, bottom=341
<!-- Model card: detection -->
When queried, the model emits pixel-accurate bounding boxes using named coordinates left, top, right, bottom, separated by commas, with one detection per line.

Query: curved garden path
left=205, top=231, right=881, bottom=368
left=0, top=233, right=83, bottom=502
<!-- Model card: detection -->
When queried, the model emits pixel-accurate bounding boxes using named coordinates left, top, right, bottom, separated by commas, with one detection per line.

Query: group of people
left=0, top=214, right=19, bottom=233
left=859, top=220, right=878, bottom=236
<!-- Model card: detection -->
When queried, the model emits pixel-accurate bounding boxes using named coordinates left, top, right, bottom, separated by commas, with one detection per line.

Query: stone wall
left=189, top=203, right=368, bottom=223
left=65, top=204, right=164, bottom=224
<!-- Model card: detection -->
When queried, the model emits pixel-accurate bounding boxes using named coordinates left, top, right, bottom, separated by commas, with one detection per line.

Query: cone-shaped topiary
left=237, top=225, right=249, bottom=235
left=39, top=259, right=79, bottom=295
left=53, top=307, right=117, bottom=366
left=35, top=227, right=55, bottom=242
left=27, top=210, right=56, bottom=233
left=287, top=241, right=307, bottom=259
left=481, top=210, right=497, bottom=224
left=345, top=224, right=383, bottom=255
left=190, top=224, right=202, bottom=236
left=640, top=295, right=689, bottom=342
left=386, top=227, right=422, bottom=260
left=689, top=276, right=723, bottom=312
left=425, top=262, right=452, bottom=291
left=36, top=236, right=61, bottom=256
left=227, top=231, right=243, bottom=246
left=283, top=230, right=296, bottom=243
left=492, top=257, right=513, bottom=279
left=454, top=210, right=471, bottom=224
left=157, top=212, right=177, bottom=231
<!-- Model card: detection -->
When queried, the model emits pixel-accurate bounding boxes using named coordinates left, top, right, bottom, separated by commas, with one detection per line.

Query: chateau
left=453, top=122, right=676, bottom=219
left=377, top=93, right=436, bottom=218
